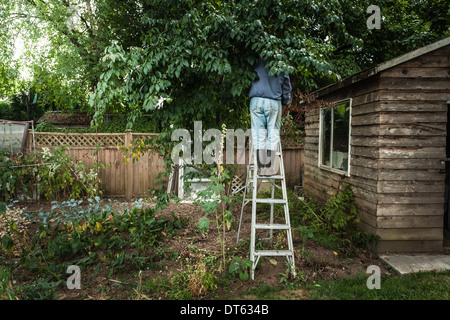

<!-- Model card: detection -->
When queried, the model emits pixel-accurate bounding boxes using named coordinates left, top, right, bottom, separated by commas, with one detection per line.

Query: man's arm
left=281, top=74, right=292, bottom=106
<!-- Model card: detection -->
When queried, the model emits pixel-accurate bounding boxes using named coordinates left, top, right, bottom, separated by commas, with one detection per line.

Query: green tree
left=326, top=0, right=450, bottom=80
left=1, top=0, right=447, bottom=127
left=0, top=0, right=149, bottom=112
left=90, top=0, right=360, bottom=130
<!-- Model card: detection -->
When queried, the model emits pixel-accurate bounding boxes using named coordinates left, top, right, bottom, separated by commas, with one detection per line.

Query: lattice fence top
left=33, top=132, right=126, bottom=148
left=30, top=132, right=302, bottom=149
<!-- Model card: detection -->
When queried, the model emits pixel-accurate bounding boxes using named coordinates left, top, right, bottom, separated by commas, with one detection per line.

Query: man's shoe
left=262, top=149, right=279, bottom=176
left=257, top=149, right=271, bottom=175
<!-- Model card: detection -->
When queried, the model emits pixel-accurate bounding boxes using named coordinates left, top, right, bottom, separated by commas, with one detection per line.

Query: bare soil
left=6, top=198, right=390, bottom=300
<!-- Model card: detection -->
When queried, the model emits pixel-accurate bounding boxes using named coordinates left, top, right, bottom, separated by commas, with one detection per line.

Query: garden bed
left=1, top=196, right=390, bottom=300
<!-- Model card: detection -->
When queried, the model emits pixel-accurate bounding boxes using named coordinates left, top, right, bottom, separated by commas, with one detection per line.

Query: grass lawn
left=304, top=270, right=450, bottom=300
left=235, top=270, right=450, bottom=300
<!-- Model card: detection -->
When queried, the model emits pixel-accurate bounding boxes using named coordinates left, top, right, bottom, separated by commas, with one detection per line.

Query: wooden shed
left=303, top=37, right=450, bottom=253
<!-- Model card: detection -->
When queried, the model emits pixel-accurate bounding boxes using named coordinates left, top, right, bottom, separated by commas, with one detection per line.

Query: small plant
left=228, top=256, right=253, bottom=282
left=194, top=164, right=235, bottom=272
left=0, top=266, right=17, bottom=300
left=322, top=184, right=358, bottom=234
left=0, top=152, right=18, bottom=202
left=295, top=225, right=315, bottom=256
left=140, top=260, right=218, bottom=300
left=279, top=267, right=305, bottom=290
left=185, top=261, right=218, bottom=298
left=17, top=277, right=62, bottom=300
left=297, top=225, right=314, bottom=244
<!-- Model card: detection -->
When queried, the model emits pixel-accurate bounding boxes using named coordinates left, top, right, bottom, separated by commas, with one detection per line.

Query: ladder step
left=243, top=198, right=286, bottom=206
left=250, top=152, right=281, bottom=156
left=255, top=223, right=290, bottom=230
left=256, top=175, right=284, bottom=180
left=254, top=199, right=287, bottom=204
left=254, top=250, right=294, bottom=257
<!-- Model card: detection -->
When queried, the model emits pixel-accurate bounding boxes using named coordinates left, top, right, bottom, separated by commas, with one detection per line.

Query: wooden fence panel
left=26, top=130, right=304, bottom=199
left=283, top=147, right=304, bottom=188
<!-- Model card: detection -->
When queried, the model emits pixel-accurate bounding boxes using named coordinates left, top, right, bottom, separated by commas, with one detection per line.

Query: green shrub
left=322, top=185, right=359, bottom=236
left=34, top=114, right=162, bottom=134
left=0, top=146, right=103, bottom=202
left=37, top=146, right=103, bottom=200
left=34, top=121, right=60, bottom=132
left=2, top=196, right=182, bottom=284
left=0, top=152, right=18, bottom=202
left=0, top=151, right=37, bottom=202
left=290, top=185, right=378, bottom=253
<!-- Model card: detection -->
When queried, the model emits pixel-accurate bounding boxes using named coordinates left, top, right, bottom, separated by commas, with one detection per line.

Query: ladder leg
left=250, top=146, right=258, bottom=280
left=237, top=145, right=253, bottom=243
left=278, top=142, right=296, bottom=277
left=237, top=186, right=247, bottom=243
left=270, top=180, right=274, bottom=242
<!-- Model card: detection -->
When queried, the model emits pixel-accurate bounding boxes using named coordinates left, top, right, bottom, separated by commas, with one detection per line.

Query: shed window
left=319, top=99, right=351, bottom=175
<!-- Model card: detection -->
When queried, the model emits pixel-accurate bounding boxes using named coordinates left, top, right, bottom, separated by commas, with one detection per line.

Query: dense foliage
left=0, top=0, right=148, bottom=114
left=0, top=199, right=184, bottom=299
left=90, top=0, right=357, bottom=130
left=0, top=0, right=446, bottom=129
left=0, top=147, right=103, bottom=202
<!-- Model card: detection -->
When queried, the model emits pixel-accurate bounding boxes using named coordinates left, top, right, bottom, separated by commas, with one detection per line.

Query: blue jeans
left=250, top=97, right=281, bottom=152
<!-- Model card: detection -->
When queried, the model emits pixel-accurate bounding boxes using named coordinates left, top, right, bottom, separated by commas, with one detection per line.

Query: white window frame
left=318, top=98, right=352, bottom=177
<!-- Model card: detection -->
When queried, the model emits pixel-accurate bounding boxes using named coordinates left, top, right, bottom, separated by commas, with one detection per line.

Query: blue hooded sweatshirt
left=248, top=59, right=292, bottom=105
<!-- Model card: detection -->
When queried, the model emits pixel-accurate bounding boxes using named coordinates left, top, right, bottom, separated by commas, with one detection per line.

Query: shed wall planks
left=303, top=42, right=450, bottom=252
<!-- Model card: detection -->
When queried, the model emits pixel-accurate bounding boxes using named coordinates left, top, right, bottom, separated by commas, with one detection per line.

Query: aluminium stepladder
left=236, top=141, right=295, bottom=280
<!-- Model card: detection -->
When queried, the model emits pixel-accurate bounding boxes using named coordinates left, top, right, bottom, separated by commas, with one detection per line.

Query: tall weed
left=290, top=185, right=378, bottom=253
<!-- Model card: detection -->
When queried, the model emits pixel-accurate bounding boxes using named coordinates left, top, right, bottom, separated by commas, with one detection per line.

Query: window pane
left=0, top=122, right=27, bottom=153
left=320, top=108, right=331, bottom=166
left=331, top=101, right=350, bottom=171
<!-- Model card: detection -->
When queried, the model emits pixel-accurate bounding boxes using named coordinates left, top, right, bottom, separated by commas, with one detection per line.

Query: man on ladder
left=248, top=58, right=292, bottom=176
left=238, top=58, right=295, bottom=280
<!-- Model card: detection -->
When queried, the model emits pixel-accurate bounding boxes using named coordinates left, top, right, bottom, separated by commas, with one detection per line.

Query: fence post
left=125, top=129, right=133, bottom=201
